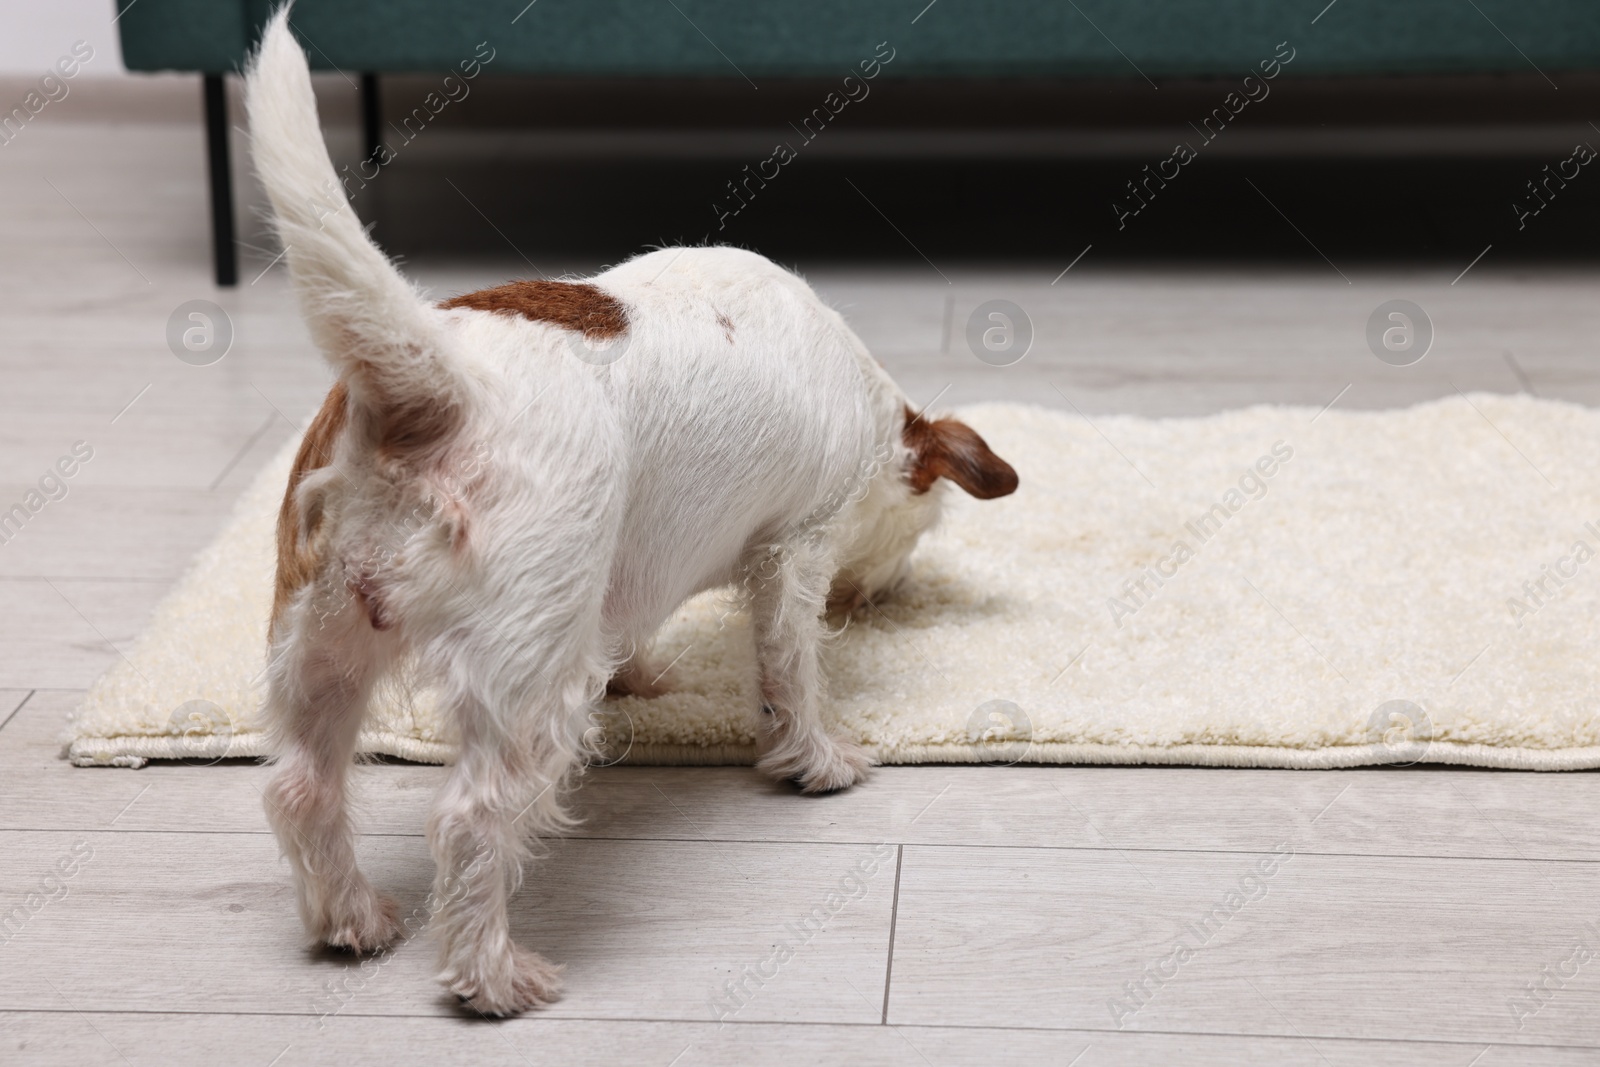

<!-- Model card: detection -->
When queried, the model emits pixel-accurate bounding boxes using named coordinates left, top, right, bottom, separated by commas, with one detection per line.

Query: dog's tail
left=246, top=6, right=462, bottom=445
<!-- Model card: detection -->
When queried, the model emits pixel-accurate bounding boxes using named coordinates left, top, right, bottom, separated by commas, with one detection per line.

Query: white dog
left=247, top=8, right=1016, bottom=1016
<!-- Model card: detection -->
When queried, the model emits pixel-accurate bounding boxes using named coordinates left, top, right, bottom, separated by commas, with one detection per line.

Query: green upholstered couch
left=115, top=0, right=1600, bottom=283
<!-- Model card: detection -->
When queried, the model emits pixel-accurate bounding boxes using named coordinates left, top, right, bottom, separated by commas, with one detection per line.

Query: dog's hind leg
left=425, top=640, right=604, bottom=1015
left=749, top=538, right=874, bottom=793
left=261, top=583, right=402, bottom=954
left=421, top=513, right=622, bottom=1015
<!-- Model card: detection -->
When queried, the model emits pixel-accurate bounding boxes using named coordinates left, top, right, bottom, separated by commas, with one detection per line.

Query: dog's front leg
left=749, top=539, right=874, bottom=793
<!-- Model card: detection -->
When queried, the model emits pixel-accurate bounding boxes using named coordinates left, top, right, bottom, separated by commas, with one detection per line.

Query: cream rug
left=66, top=394, right=1600, bottom=770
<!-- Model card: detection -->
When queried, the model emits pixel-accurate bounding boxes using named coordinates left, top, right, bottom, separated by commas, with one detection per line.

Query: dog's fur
left=247, top=8, right=1016, bottom=1016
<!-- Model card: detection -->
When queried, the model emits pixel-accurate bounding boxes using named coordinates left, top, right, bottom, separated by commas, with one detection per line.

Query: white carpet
left=66, top=394, right=1600, bottom=770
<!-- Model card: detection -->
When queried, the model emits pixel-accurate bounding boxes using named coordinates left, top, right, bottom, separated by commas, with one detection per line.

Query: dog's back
left=566, top=247, right=895, bottom=633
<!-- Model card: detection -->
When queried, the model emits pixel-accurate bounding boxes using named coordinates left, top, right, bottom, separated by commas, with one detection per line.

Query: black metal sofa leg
left=203, top=73, right=237, bottom=287
left=360, top=73, right=381, bottom=164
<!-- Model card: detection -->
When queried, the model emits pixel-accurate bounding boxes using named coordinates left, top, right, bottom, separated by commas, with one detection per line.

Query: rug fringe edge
left=64, top=735, right=1600, bottom=771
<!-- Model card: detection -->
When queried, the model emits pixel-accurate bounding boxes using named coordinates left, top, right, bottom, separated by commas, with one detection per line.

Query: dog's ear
left=902, top=407, right=1019, bottom=499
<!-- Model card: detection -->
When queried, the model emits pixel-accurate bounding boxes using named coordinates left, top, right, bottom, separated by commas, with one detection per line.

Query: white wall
left=0, top=1, right=124, bottom=74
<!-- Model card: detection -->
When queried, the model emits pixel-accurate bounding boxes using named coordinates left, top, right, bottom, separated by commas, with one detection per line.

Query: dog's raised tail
left=246, top=7, right=459, bottom=443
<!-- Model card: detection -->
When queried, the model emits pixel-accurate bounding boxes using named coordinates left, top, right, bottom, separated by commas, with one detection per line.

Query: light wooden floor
left=4, top=88, right=1600, bottom=1067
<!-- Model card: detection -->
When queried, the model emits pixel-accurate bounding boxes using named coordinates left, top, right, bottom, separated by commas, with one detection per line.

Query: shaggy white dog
left=247, top=7, right=1015, bottom=1016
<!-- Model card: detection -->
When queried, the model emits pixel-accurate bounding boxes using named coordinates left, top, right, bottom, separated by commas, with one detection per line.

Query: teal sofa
left=115, top=0, right=1600, bottom=284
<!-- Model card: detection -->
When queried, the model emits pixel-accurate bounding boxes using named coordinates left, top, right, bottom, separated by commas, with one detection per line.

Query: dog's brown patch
left=359, top=361, right=461, bottom=457
left=715, top=311, right=735, bottom=343
left=328, top=323, right=463, bottom=458
left=439, top=280, right=627, bottom=339
left=901, top=406, right=1019, bottom=499
left=270, top=382, right=349, bottom=642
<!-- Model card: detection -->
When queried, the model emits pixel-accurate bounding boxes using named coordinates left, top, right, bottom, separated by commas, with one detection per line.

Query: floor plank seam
left=879, top=842, right=904, bottom=1024
left=8, top=827, right=1600, bottom=867
left=1, top=1007, right=1598, bottom=1049
left=0, top=690, right=35, bottom=735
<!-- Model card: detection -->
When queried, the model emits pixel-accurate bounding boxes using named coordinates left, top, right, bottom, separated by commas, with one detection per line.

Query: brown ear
left=902, top=407, right=1019, bottom=499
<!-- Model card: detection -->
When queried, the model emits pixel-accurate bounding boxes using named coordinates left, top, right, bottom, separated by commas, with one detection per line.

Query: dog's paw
left=758, top=735, right=874, bottom=794
left=445, top=944, right=564, bottom=1017
left=322, top=890, right=403, bottom=955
